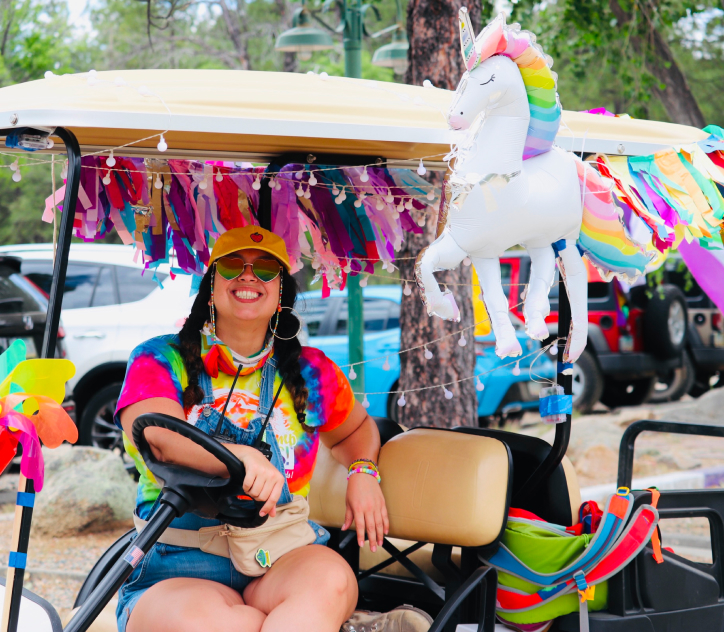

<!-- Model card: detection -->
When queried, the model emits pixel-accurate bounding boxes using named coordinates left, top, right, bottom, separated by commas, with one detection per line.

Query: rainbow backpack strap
left=495, top=503, right=659, bottom=613
left=486, top=489, right=633, bottom=586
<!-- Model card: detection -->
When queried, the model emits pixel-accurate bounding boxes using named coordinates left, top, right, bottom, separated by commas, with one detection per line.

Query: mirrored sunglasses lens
left=217, top=258, right=245, bottom=280
left=253, top=260, right=281, bottom=283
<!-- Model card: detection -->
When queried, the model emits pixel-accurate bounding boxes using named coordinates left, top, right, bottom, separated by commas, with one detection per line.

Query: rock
left=663, top=387, right=724, bottom=426
left=574, top=444, right=618, bottom=487
left=33, top=445, right=136, bottom=536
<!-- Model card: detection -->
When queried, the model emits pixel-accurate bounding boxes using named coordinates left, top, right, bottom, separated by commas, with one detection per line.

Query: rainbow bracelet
left=347, top=464, right=381, bottom=484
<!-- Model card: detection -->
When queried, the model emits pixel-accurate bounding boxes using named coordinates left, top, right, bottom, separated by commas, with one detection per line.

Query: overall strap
left=256, top=356, right=278, bottom=418
left=198, top=367, right=215, bottom=405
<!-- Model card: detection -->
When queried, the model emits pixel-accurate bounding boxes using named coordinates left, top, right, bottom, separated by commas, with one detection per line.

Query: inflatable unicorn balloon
left=415, top=9, right=651, bottom=362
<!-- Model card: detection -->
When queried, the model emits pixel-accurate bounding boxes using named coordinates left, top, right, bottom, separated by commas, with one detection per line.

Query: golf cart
left=0, top=70, right=723, bottom=632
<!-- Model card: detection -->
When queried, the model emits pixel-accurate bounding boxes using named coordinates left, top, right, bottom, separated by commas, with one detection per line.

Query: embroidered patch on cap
left=250, top=232, right=263, bottom=243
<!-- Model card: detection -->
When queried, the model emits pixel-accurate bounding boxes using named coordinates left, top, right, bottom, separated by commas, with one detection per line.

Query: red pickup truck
left=499, top=252, right=692, bottom=412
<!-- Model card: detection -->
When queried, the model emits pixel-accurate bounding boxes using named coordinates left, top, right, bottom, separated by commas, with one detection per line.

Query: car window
left=296, top=297, right=329, bottom=336
left=335, top=298, right=399, bottom=335
left=21, top=262, right=103, bottom=310
left=91, top=267, right=116, bottom=307
left=116, top=266, right=165, bottom=304
left=0, top=265, right=45, bottom=313
left=501, top=263, right=512, bottom=297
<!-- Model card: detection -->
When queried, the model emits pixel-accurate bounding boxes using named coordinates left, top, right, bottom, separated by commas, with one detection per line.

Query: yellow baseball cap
left=208, top=226, right=291, bottom=272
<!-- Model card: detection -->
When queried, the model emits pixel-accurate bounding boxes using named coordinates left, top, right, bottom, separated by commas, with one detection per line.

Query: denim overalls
left=116, top=357, right=329, bottom=631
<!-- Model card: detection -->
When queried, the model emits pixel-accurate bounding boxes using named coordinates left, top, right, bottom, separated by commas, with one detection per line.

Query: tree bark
left=608, top=0, right=705, bottom=127
left=397, top=0, right=483, bottom=429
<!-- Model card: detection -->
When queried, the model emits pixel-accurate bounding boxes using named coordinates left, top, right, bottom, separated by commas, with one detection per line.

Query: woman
left=114, top=226, right=431, bottom=632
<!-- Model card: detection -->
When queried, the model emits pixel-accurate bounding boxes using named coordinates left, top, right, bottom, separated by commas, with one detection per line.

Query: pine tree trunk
left=397, top=0, right=483, bottom=429
left=609, top=0, right=705, bottom=128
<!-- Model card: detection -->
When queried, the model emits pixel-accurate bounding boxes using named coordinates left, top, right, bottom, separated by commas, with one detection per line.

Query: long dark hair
left=176, top=265, right=309, bottom=427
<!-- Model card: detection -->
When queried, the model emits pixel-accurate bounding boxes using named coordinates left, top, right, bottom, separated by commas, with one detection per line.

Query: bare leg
left=128, top=578, right=266, bottom=632
left=523, top=245, right=556, bottom=340
left=243, top=545, right=357, bottom=632
left=558, top=240, right=588, bottom=362
left=470, top=256, right=522, bottom=358
left=416, top=233, right=467, bottom=321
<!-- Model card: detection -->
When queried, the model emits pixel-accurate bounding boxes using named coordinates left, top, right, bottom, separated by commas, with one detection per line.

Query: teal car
left=297, top=286, right=555, bottom=424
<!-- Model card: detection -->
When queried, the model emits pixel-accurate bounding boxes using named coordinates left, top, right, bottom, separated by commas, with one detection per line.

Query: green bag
left=496, top=521, right=608, bottom=625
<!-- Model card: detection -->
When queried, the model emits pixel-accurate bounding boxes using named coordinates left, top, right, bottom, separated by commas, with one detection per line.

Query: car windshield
left=0, top=264, right=46, bottom=314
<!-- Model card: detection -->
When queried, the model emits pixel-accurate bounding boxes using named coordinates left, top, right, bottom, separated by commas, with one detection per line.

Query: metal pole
left=344, top=0, right=365, bottom=397
left=1, top=128, right=81, bottom=632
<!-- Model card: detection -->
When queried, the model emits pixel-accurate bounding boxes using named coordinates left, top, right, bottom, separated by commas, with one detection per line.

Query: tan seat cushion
left=310, top=427, right=510, bottom=548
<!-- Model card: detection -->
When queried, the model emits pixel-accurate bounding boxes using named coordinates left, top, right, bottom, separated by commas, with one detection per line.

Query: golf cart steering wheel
left=132, top=413, right=268, bottom=528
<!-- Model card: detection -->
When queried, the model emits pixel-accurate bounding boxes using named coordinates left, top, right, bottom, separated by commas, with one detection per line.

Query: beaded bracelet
left=347, top=461, right=381, bottom=484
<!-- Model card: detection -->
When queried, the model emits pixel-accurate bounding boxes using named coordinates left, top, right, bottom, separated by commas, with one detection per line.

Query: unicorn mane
left=458, top=9, right=562, bottom=160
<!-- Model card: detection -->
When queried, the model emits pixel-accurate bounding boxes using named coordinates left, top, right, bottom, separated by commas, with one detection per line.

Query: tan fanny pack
left=134, top=495, right=317, bottom=577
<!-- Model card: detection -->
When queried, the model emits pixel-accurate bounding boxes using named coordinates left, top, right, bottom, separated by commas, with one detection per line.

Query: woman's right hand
left=228, top=445, right=285, bottom=517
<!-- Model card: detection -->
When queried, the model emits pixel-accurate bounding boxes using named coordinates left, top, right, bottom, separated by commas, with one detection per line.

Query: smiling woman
left=110, top=226, right=433, bottom=632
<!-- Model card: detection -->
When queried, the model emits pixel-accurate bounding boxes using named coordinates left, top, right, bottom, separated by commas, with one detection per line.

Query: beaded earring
left=269, top=274, right=284, bottom=339
left=209, top=264, right=218, bottom=341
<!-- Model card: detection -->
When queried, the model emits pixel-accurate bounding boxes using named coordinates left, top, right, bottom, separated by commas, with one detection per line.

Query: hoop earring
left=271, top=306, right=303, bottom=341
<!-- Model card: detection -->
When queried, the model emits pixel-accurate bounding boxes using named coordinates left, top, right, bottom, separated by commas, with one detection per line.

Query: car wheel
left=571, top=350, right=604, bottom=414
left=79, top=383, right=136, bottom=476
left=600, top=376, right=657, bottom=409
left=643, top=285, right=688, bottom=359
left=689, top=371, right=718, bottom=398
left=649, top=351, right=695, bottom=403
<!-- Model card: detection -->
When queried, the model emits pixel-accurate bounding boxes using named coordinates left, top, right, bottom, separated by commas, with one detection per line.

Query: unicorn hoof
left=495, top=337, right=522, bottom=359
left=525, top=316, right=549, bottom=341
left=429, top=293, right=461, bottom=322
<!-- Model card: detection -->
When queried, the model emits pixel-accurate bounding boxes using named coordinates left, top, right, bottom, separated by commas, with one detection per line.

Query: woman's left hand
left=342, top=472, right=389, bottom=552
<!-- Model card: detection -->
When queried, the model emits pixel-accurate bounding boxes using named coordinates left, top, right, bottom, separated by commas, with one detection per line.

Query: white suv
left=0, top=244, right=194, bottom=453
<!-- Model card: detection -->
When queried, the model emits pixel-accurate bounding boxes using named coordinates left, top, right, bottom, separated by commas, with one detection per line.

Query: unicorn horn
left=459, top=8, right=479, bottom=72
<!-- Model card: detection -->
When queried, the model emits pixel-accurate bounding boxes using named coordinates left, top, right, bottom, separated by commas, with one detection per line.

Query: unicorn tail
left=575, top=157, right=652, bottom=283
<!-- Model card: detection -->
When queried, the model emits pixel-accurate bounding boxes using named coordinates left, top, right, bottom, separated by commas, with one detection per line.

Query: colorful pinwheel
left=0, top=339, right=77, bottom=490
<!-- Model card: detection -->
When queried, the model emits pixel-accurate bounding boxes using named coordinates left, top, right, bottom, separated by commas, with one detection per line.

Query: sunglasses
left=215, top=256, right=282, bottom=283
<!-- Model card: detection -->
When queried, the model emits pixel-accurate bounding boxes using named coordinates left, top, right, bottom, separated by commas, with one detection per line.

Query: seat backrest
left=454, top=427, right=580, bottom=525
left=309, top=427, right=512, bottom=548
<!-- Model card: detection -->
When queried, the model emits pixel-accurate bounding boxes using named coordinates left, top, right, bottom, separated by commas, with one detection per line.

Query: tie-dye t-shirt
left=114, top=334, right=355, bottom=507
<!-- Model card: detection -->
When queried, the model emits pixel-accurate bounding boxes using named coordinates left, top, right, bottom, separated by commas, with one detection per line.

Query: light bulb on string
left=463, top=257, right=472, bottom=266
left=443, top=386, right=454, bottom=400
left=296, top=183, right=304, bottom=197
left=106, top=151, right=116, bottom=168
left=427, top=189, right=435, bottom=201
left=12, top=170, right=21, bottom=183
left=60, top=161, right=68, bottom=179
left=376, top=198, right=384, bottom=211
left=216, top=169, right=223, bottom=183
left=311, top=257, right=321, bottom=270
left=405, top=198, right=413, bottom=210
left=268, top=177, right=275, bottom=188
left=343, top=261, right=352, bottom=274
left=354, top=193, right=365, bottom=208
left=154, top=173, right=163, bottom=189
left=47, top=138, right=54, bottom=149
left=417, top=215, right=426, bottom=227
left=360, top=166, right=369, bottom=182
left=512, top=361, right=521, bottom=376
left=417, top=159, right=426, bottom=176
left=396, top=201, right=404, bottom=214
left=458, top=332, right=467, bottom=347
left=403, top=282, right=412, bottom=296
left=349, top=365, right=357, bottom=381
left=424, top=346, right=433, bottom=360
left=157, top=135, right=168, bottom=152
left=359, top=275, right=368, bottom=288
left=339, top=189, right=347, bottom=202
left=295, top=170, right=304, bottom=180
left=199, top=176, right=208, bottom=191
left=362, top=394, right=370, bottom=409
left=549, top=343, right=558, bottom=356
left=9, top=160, right=18, bottom=172
left=384, top=191, right=394, bottom=203
left=102, top=171, right=111, bottom=186
left=397, top=393, right=406, bottom=407
left=476, top=377, right=485, bottom=391
left=274, top=179, right=282, bottom=191
left=332, top=185, right=340, bottom=196
left=383, top=357, right=390, bottom=371
left=303, top=186, right=311, bottom=199
left=308, top=173, right=317, bottom=186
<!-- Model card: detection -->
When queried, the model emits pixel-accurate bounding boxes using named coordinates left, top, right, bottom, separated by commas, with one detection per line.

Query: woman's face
left=212, top=248, right=282, bottom=327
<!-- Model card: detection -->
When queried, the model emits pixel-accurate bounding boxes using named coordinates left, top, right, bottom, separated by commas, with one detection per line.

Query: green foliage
left=509, top=0, right=724, bottom=125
